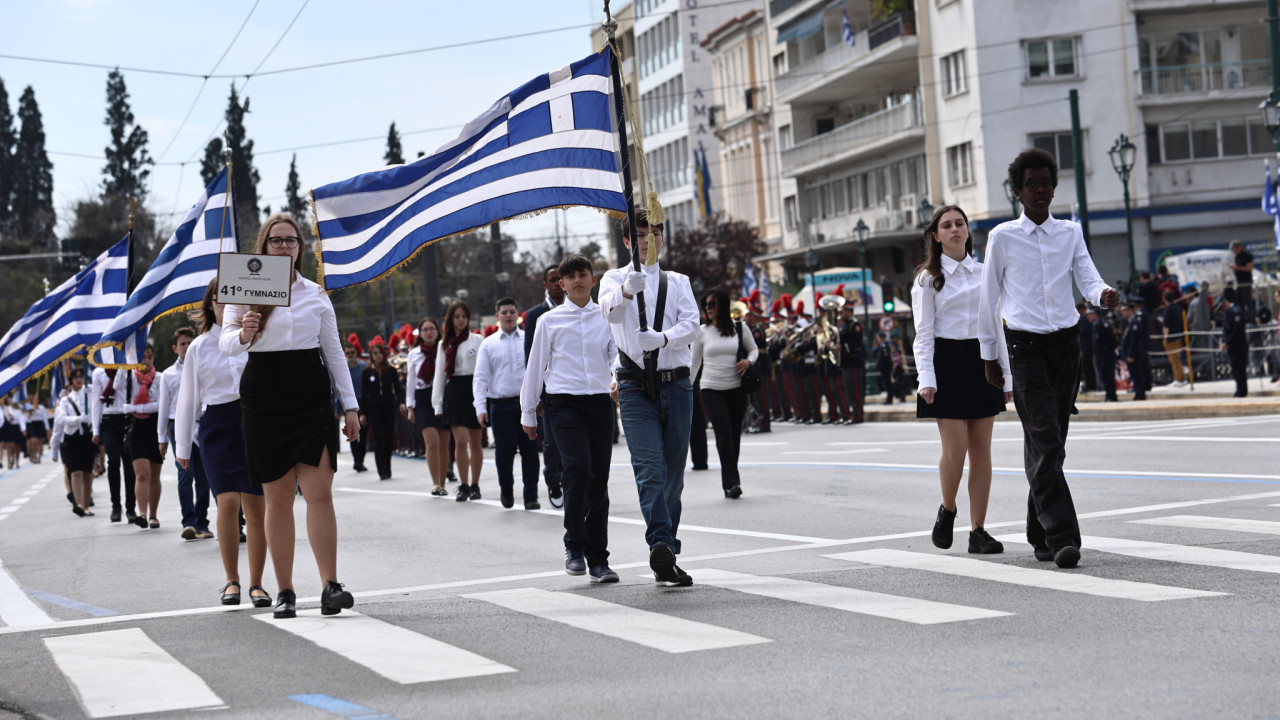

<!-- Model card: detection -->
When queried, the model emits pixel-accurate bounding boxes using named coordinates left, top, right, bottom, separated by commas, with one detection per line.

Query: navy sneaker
left=589, top=565, right=619, bottom=583
left=564, top=549, right=586, bottom=576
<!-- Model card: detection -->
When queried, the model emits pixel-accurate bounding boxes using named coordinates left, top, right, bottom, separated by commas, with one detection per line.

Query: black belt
left=616, top=367, right=689, bottom=384
left=489, top=396, right=520, bottom=403
left=1005, top=325, right=1079, bottom=344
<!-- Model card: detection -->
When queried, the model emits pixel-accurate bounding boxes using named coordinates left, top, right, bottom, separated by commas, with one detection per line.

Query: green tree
left=285, top=153, right=307, bottom=230
left=384, top=122, right=404, bottom=165
left=0, top=78, right=15, bottom=238
left=662, top=213, right=764, bottom=299
left=10, top=86, right=54, bottom=244
left=101, top=69, right=153, bottom=204
left=199, top=84, right=261, bottom=243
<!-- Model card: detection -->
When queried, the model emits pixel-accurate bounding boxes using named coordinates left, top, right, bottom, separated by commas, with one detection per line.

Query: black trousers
left=702, top=387, right=747, bottom=491
left=349, top=418, right=368, bottom=469
left=537, top=408, right=563, bottom=491
left=489, top=398, right=539, bottom=501
left=365, top=403, right=396, bottom=478
left=1229, top=346, right=1249, bottom=396
left=1079, top=348, right=1097, bottom=391
left=545, top=393, right=613, bottom=567
left=99, top=413, right=136, bottom=513
left=1095, top=355, right=1117, bottom=401
left=1006, top=329, right=1082, bottom=553
left=841, top=366, right=864, bottom=423
left=1129, top=353, right=1149, bottom=400
left=689, top=384, right=708, bottom=469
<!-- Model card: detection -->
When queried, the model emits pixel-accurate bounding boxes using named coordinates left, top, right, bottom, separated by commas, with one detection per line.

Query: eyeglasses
left=1021, top=181, right=1053, bottom=192
left=267, top=237, right=300, bottom=249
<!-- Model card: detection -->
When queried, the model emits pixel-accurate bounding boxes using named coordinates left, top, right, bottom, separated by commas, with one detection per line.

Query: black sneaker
left=1054, top=546, right=1081, bottom=569
left=548, top=486, right=563, bottom=509
left=500, top=486, right=514, bottom=509
left=320, top=581, right=354, bottom=616
left=456, top=485, right=471, bottom=502
left=564, top=549, right=586, bottom=576
left=663, top=564, right=694, bottom=587
left=931, top=504, right=957, bottom=549
left=525, top=499, right=541, bottom=510
left=1033, top=545, right=1055, bottom=562
left=968, top=527, right=1004, bottom=554
left=589, top=565, right=619, bottom=583
left=470, top=486, right=481, bottom=501
left=649, top=542, right=684, bottom=585
left=273, top=589, right=297, bottom=619
left=110, top=508, right=122, bottom=523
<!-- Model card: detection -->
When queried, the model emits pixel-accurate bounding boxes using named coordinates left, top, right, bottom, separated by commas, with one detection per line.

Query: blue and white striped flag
left=1263, top=160, right=1280, bottom=252
left=91, top=167, right=237, bottom=367
left=313, top=48, right=627, bottom=291
left=0, top=234, right=130, bottom=397
left=841, top=9, right=857, bottom=48
left=742, top=263, right=757, bottom=299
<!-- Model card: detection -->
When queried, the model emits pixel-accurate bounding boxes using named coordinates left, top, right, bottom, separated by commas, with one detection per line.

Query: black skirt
left=240, top=348, right=338, bottom=484
left=916, top=338, right=1006, bottom=420
left=127, top=415, right=163, bottom=463
left=442, top=376, right=480, bottom=429
left=197, top=401, right=260, bottom=497
left=414, top=388, right=442, bottom=430
left=26, top=420, right=47, bottom=440
left=0, top=422, right=20, bottom=444
left=61, top=432, right=96, bottom=474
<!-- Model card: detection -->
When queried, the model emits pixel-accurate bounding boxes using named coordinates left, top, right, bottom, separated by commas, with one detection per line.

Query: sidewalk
left=862, top=377, right=1280, bottom=422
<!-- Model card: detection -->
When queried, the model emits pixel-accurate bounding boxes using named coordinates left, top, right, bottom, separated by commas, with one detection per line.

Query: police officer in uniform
left=1121, top=297, right=1150, bottom=401
left=1077, top=303, right=1097, bottom=392
left=1220, top=288, right=1250, bottom=397
left=1092, top=308, right=1118, bottom=402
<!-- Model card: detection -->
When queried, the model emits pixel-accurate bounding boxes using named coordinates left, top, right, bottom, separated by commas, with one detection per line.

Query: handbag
left=735, top=321, right=763, bottom=393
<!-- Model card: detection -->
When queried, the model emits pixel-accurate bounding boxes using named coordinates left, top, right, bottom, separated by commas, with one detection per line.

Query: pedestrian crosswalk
left=1131, top=515, right=1280, bottom=536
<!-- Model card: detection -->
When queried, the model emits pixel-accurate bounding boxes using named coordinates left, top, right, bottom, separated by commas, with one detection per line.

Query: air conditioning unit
left=889, top=210, right=905, bottom=230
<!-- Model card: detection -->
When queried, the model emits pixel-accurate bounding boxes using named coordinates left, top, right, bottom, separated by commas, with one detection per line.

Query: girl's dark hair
left=1007, top=147, right=1058, bottom=192
left=703, top=288, right=733, bottom=337
left=188, top=279, right=219, bottom=335
left=558, top=253, right=592, bottom=278
left=369, top=342, right=389, bottom=370
left=441, top=299, right=472, bottom=346
left=253, top=213, right=307, bottom=339
left=916, top=205, right=972, bottom=292
left=418, top=317, right=441, bottom=348
left=69, top=367, right=84, bottom=380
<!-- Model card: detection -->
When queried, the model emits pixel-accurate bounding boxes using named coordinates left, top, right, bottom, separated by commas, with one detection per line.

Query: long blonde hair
left=253, top=213, right=307, bottom=338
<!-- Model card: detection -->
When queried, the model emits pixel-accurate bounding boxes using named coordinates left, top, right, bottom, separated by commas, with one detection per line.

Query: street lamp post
left=854, top=218, right=871, bottom=404
left=1108, top=133, right=1138, bottom=289
left=916, top=198, right=935, bottom=228
left=804, top=248, right=820, bottom=309
left=1002, top=178, right=1019, bottom=218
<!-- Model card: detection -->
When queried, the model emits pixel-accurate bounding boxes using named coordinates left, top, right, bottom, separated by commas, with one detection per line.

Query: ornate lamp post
left=1108, top=133, right=1138, bottom=288
left=916, top=197, right=935, bottom=228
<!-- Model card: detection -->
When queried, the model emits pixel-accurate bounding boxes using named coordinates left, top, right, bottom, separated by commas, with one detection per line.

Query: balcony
left=1136, top=61, right=1270, bottom=103
left=774, top=13, right=918, bottom=105
left=780, top=101, right=923, bottom=178
left=868, top=11, right=914, bottom=51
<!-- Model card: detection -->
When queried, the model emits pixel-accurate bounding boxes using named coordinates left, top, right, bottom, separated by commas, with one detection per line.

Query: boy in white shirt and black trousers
left=475, top=296, right=541, bottom=510
left=522, top=254, right=619, bottom=583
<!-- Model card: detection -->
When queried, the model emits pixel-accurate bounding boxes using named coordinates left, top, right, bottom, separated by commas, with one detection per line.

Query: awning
left=776, top=0, right=846, bottom=44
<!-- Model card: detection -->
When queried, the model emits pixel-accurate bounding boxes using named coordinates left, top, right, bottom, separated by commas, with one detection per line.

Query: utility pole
left=1069, top=89, right=1091, bottom=248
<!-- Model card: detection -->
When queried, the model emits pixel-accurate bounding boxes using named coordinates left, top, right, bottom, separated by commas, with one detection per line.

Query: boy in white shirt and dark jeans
left=522, top=255, right=619, bottom=583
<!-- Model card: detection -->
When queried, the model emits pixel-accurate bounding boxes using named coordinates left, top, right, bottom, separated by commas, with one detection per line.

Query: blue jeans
left=617, top=376, right=693, bottom=553
left=169, top=420, right=210, bottom=532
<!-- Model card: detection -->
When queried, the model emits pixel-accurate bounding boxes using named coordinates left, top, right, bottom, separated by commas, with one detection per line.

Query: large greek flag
left=91, top=167, right=237, bottom=367
left=313, top=47, right=627, bottom=291
left=0, top=235, right=130, bottom=397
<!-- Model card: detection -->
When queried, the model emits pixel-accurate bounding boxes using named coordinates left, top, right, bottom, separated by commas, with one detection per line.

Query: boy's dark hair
left=544, top=264, right=560, bottom=280
left=1007, top=147, right=1058, bottom=192
left=172, top=327, right=196, bottom=344
left=558, top=253, right=593, bottom=278
left=495, top=296, right=517, bottom=312
left=1162, top=290, right=1174, bottom=303
left=620, top=208, right=656, bottom=239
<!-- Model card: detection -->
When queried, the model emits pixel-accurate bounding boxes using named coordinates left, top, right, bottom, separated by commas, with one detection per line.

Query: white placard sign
left=216, top=253, right=293, bottom=307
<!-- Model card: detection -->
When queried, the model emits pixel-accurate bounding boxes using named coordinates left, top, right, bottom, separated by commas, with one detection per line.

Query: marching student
left=978, top=148, right=1120, bottom=569
left=25, top=400, right=48, bottom=464
left=123, top=344, right=164, bottom=529
left=57, top=368, right=96, bottom=516
left=600, top=209, right=701, bottom=587
left=91, top=362, right=137, bottom=523
left=690, top=288, right=757, bottom=499
left=406, top=317, right=450, bottom=496
left=911, top=205, right=1012, bottom=554
left=474, top=297, right=540, bottom=509
left=220, top=213, right=359, bottom=620
left=157, top=327, right=212, bottom=540
left=522, top=265, right=566, bottom=508
left=359, top=342, right=404, bottom=481
left=1, top=396, right=21, bottom=469
left=177, top=280, right=270, bottom=608
left=522, top=254, right=619, bottom=582
left=432, top=299, right=485, bottom=502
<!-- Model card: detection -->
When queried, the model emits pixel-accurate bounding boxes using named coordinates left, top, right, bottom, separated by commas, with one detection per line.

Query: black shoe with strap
left=320, top=581, right=354, bottom=616
left=248, top=585, right=273, bottom=608
left=220, top=581, right=241, bottom=606
left=274, top=589, right=297, bottom=619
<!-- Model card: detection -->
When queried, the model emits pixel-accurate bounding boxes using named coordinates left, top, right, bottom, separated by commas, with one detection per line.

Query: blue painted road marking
left=22, top=588, right=117, bottom=617
left=289, top=694, right=404, bottom=720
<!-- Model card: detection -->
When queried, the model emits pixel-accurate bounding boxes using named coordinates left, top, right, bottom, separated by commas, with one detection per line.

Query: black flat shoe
left=320, top=581, right=354, bottom=616
left=220, top=581, right=241, bottom=606
left=72, top=505, right=86, bottom=517
left=274, top=589, right=297, bottom=619
left=931, top=504, right=956, bottom=549
left=724, top=486, right=742, bottom=499
left=132, top=516, right=148, bottom=529
left=248, top=585, right=272, bottom=608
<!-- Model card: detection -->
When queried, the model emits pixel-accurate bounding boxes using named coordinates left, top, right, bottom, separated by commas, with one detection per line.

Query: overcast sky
left=0, top=0, right=623, bottom=258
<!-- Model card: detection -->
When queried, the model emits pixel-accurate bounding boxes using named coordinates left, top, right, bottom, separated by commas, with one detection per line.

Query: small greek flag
left=91, top=168, right=237, bottom=367
left=842, top=9, right=856, bottom=48
left=313, top=48, right=626, bottom=292
left=742, top=263, right=757, bottom=299
left=1263, top=160, right=1280, bottom=252
left=0, top=234, right=130, bottom=397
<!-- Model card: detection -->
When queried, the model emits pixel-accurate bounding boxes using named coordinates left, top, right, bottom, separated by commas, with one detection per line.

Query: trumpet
left=780, top=322, right=819, bottom=364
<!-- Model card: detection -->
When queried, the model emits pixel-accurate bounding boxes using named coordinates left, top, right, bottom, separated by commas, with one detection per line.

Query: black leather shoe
left=132, top=515, right=148, bottom=529
left=931, top=504, right=957, bottom=549
left=724, top=486, right=743, bottom=499
left=248, top=585, right=273, bottom=608
left=220, top=581, right=241, bottom=606
left=320, top=581, right=354, bottom=616
left=525, top=499, right=541, bottom=510
left=66, top=491, right=76, bottom=507
left=126, top=509, right=138, bottom=521
left=110, top=509, right=122, bottom=523
left=968, top=528, right=1004, bottom=554
left=1054, top=546, right=1081, bottom=569
left=1033, top=545, right=1054, bottom=561
left=470, top=486, right=481, bottom=501
left=72, top=505, right=86, bottom=517
left=273, top=589, right=297, bottom=619
left=548, top=486, right=563, bottom=508
left=500, top=486, right=514, bottom=509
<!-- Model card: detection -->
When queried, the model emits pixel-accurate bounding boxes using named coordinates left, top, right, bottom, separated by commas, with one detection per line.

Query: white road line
left=464, top=588, right=770, bottom=653
left=694, top=568, right=1010, bottom=625
left=254, top=610, right=514, bottom=683
left=1131, top=515, right=1280, bottom=536
left=740, top=442, right=790, bottom=446
left=1065, top=436, right=1280, bottom=443
left=0, top=558, right=54, bottom=627
left=735, top=461, right=1280, bottom=481
left=9, top=497, right=29, bottom=505
left=43, top=628, right=224, bottom=718
left=1037, top=535, right=1280, bottom=574
left=825, top=549, right=1226, bottom=602
left=781, top=449, right=887, bottom=456
left=1078, top=491, right=1280, bottom=519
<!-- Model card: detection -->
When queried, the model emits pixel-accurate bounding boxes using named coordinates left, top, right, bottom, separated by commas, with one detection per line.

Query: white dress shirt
left=58, top=389, right=93, bottom=436
left=521, top=299, right=617, bottom=427
left=50, top=402, right=65, bottom=458
left=404, top=345, right=434, bottom=408
left=176, top=326, right=248, bottom=461
left=912, top=254, right=1012, bottom=392
left=691, top=323, right=758, bottom=392
left=599, top=263, right=700, bottom=371
left=219, top=275, right=358, bottom=411
left=155, top=361, right=183, bottom=444
left=90, top=366, right=133, bottom=436
left=472, top=328, right=526, bottom=415
left=978, top=214, right=1112, bottom=361
left=431, top=332, right=484, bottom=415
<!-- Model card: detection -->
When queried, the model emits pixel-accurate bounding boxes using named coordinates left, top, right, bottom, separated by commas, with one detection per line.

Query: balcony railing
left=868, top=11, right=915, bottom=51
left=774, top=13, right=916, bottom=101
left=1137, top=61, right=1270, bottom=97
left=781, top=101, right=922, bottom=176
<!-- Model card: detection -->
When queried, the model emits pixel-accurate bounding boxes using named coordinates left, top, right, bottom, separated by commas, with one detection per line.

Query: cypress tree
left=101, top=69, right=153, bottom=203
left=10, top=86, right=54, bottom=243
left=200, top=84, right=261, bottom=241
left=0, top=78, right=15, bottom=238
left=285, top=153, right=307, bottom=231
left=384, top=122, right=404, bottom=165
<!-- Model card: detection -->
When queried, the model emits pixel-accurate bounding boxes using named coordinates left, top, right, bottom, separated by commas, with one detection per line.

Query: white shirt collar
left=1018, top=212, right=1057, bottom=234
left=940, top=253, right=974, bottom=275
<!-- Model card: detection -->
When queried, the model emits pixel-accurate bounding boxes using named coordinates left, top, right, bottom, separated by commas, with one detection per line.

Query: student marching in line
left=178, top=280, right=270, bottom=608
left=359, top=342, right=404, bottom=481
left=57, top=368, right=97, bottom=516
left=91, top=361, right=137, bottom=523
left=157, top=327, right=212, bottom=540
left=475, top=297, right=540, bottom=509
left=911, top=205, right=1012, bottom=554
left=406, top=317, right=450, bottom=496
left=432, top=300, right=485, bottom=502
left=25, top=399, right=49, bottom=464
left=220, top=213, right=359, bottom=620
left=522, top=254, right=619, bottom=582
left=123, top=344, right=165, bottom=530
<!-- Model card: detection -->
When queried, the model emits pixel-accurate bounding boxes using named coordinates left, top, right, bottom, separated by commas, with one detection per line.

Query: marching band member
left=406, top=317, right=450, bottom=496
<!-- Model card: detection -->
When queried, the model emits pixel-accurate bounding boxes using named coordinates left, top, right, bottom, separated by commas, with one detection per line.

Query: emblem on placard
left=247, top=257, right=263, bottom=275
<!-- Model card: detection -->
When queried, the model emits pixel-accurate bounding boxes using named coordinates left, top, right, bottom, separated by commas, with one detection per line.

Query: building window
left=1026, top=37, right=1078, bottom=79
left=784, top=195, right=797, bottom=230
left=947, top=142, right=973, bottom=187
left=779, top=123, right=793, bottom=149
left=941, top=50, right=967, bottom=96
left=1029, top=131, right=1076, bottom=172
left=1147, top=116, right=1277, bottom=164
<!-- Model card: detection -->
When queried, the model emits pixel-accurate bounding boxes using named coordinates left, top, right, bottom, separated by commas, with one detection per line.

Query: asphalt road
left=1, top=413, right=1278, bottom=719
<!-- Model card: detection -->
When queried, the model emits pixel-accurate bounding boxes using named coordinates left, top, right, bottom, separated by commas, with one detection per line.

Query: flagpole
left=126, top=197, right=136, bottom=294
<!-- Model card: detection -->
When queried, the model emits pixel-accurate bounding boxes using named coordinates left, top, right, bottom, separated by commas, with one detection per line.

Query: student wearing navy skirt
left=220, top=213, right=360, bottom=620
left=911, top=205, right=1013, bottom=554
left=406, top=317, right=449, bottom=496
left=177, top=280, right=270, bottom=608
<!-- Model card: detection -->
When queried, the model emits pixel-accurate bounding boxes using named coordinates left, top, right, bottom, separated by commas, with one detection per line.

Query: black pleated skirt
left=127, top=415, right=163, bottom=463
left=916, top=338, right=1006, bottom=420
left=197, top=401, right=260, bottom=496
left=442, top=376, right=480, bottom=429
left=414, top=388, right=442, bottom=430
left=240, top=349, right=337, bottom=485
left=0, top=422, right=20, bottom=444
left=26, top=420, right=47, bottom=440
left=61, top=432, right=96, bottom=474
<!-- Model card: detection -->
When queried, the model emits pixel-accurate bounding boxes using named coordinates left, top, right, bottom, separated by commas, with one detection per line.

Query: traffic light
left=881, top=279, right=895, bottom=313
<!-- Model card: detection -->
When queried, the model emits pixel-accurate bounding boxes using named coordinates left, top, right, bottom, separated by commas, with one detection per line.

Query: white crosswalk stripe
left=995, top=535, right=1280, bottom=575
left=1131, top=515, right=1280, bottom=535
left=0, top=558, right=53, bottom=627
left=694, top=568, right=1011, bottom=624
left=824, top=549, right=1226, bottom=601
left=254, top=609, right=515, bottom=683
left=43, top=628, right=224, bottom=718
left=464, top=587, right=771, bottom=653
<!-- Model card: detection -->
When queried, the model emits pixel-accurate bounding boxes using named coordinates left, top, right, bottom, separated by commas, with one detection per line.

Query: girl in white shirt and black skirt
left=405, top=317, right=449, bottom=496
left=124, top=344, right=165, bottom=529
left=911, top=205, right=1012, bottom=555
left=58, top=368, right=96, bottom=516
left=220, top=213, right=360, bottom=620
left=432, top=300, right=484, bottom=502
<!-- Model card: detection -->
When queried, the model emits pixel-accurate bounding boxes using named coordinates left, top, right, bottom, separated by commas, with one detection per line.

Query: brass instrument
left=389, top=349, right=410, bottom=372
left=817, top=293, right=847, bottom=365
left=729, top=301, right=748, bottom=321
left=780, top=321, right=819, bottom=364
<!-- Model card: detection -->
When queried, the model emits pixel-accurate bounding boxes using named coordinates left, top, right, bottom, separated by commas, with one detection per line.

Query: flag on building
left=694, top=143, right=713, bottom=219
left=91, top=167, right=237, bottom=368
left=0, top=234, right=130, bottom=397
left=742, top=263, right=757, bottom=299
left=312, top=48, right=627, bottom=292
left=1263, top=160, right=1280, bottom=252
left=842, top=9, right=857, bottom=48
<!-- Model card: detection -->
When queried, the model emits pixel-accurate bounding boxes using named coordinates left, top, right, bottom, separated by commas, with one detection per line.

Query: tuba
left=817, top=293, right=846, bottom=365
